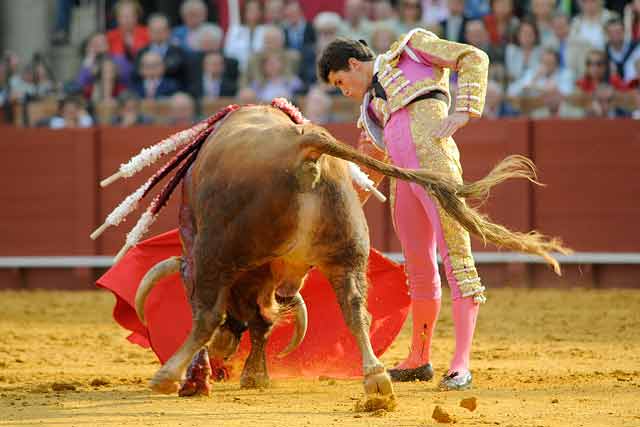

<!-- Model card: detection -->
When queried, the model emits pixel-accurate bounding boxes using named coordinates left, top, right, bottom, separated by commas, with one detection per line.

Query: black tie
left=371, top=73, right=387, bottom=101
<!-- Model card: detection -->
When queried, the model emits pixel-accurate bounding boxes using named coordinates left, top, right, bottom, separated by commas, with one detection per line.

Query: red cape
left=97, top=229, right=409, bottom=378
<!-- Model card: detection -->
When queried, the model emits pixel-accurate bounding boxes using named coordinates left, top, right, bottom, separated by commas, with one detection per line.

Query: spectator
left=464, top=19, right=506, bottom=64
left=630, top=84, right=640, bottom=118
left=505, top=19, right=543, bottom=81
left=303, top=85, right=335, bottom=124
left=264, top=0, right=285, bottom=26
left=545, top=12, right=593, bottom=79
left=136, top=14, right=188, bottom=88
left=395, top=0, right=428, bottom=35
left=224, top=0, right=267, bottom=71
left=437, top=0, right=469, bottom=43
left=586, top=82, right=628, bottom=116
left=107, top=0, right=149, bottom=71
left=465, top=0, right=491, bottom=19
left=340, top=0, right=373, bottom=45
left=483, top=79, right=519, bottom=117
left=605, top=18, right=640, bottom=81
left=83, top=56, right=126, bottom=104
left=0, top=61, right=7, bottom=106
left=483, top=0, right=520, bottom=47
left=236, top=86, right=258, bottom=104
left=111, top=90, right=154, bottom=126
left=133, top=51, right=180, bottom=99
left=49, top=95, right=94, bottom=129
left=251, top=52, right=303, bottom=102
left=576, top=48, right=628, bottom=92
left=52, top=0, right=74, bottom=45
left=244, top=26, right=301, bottom=89
left=370, top=22, right=399, bottom=54
left=313, top=12, right=343, bottom=54
left=166, top=92, right=197, bottom=125
left=421, top=0, right=450, bottom=26
left=624, top=0, right=640, bottom=42
left=187, top=25, right=240, bottom=99
left=371, top=0, right=399, bottom=28
left=529, top=0, right=557, bottom=46
left=9, top=60, right=56, bottom=102
left=626, top=56, right=640, bottom=86
left=189, top=51, right=238, bottom=99
left=171, top=0, right=211, bottom=52
left=568, top=0, right=617, bottom=50
left=77, top=32, right=134, bottom=89
left=283, top=1, right=316, bottom=52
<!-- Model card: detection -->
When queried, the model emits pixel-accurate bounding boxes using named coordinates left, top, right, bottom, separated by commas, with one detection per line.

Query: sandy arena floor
left=1, top=288, right=639, bottom=427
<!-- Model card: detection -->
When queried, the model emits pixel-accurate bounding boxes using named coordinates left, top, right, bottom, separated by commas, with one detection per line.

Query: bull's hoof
left=363, top=371, right=394, bottom=397
left=150, top=370, right=180, bottom=395
left=240, top=373, right=270, bottom=389
left=178, top=379, right=211, bottom=397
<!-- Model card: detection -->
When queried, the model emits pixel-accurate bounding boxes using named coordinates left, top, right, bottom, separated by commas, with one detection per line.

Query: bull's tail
left=135, top=256, right=182, bottom=325
left=301, top=129, right=571, bottom=275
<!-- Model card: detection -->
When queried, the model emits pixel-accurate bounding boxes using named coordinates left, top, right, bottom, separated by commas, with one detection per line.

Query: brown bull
left=134, top=104, right=567, bottom=398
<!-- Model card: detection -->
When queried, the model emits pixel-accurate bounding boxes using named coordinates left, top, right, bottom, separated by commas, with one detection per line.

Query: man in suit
left=186, top=25, right=240, bottom=100
left=136, top=13, right=188, bottom=89
left=133, top=50, right=180, bottom=99
left=438, top=0, right=469, bottom=42
left=189, top=52, right=238, bottom=99
left=282, top=1, right=316, bottom=52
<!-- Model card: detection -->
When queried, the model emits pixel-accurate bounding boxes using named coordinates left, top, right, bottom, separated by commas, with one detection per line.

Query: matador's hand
left=431, top=112, right=470, bottom=139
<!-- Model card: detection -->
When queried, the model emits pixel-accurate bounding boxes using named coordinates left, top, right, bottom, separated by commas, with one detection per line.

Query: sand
left=1, top=288, right=639, bottom=426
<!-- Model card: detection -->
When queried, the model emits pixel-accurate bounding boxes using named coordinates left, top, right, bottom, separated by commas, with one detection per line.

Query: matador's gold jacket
left=358, top=28, right=490, bottom=149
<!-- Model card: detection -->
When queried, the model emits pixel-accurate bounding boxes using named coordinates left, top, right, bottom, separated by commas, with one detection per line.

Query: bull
left=132, top=104, right=565, bottom=398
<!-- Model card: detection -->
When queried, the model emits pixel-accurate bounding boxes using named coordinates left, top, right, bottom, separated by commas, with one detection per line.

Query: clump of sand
left=432, top=405, right=454, bottom=423
left=460, top=396, right=477, bottom=411
left=354, top=394, right=397, bottom=412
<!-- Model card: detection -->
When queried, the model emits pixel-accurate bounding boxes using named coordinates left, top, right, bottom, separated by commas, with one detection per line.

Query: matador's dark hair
left=317, top=38, right=375, bottom=83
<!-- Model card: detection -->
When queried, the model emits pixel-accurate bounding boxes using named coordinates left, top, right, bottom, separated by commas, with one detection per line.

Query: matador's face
left=327, top=58, right=370, bottom=101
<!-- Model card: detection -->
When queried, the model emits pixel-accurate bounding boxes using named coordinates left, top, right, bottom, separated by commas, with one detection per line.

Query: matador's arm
left=355, top=132, right=388, bottom=205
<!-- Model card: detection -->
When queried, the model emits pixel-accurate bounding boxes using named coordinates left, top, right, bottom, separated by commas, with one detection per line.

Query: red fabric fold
left=97, top=229, right=409, bottom=378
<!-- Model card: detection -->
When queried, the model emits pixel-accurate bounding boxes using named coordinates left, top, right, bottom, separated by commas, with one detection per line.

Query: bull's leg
left=179, top=348, right=212, bottom=397
left=240, top=314, right=273, bottom=389
left=324, top=267, right=394, bottom=397
left=150, top=281, right=230, bottom=394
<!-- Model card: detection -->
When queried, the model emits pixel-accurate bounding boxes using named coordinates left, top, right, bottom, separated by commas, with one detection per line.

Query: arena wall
left=0, top=119, right=638, bottom=289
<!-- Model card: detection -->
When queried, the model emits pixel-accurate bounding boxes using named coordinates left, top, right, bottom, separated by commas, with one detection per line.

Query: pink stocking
left=449, top=297, right=479, bottom=374
left=394, top=298, right=441, bottom=369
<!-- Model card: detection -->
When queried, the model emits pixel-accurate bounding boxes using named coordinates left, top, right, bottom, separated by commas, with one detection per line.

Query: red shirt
left=106, top=26, right=149, bottom=58
left=575, top=75, right=630, bottom=93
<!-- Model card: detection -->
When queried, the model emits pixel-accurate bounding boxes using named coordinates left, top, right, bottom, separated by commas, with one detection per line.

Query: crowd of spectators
left=2, top=0, right=640, bottom=129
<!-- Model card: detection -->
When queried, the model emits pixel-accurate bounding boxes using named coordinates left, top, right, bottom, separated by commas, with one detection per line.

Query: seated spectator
left=171, top=0, right=211, bottom=53
left=394, top=0, right=428, bottom=35
left=313, top=12, right=343, bottom=55
left=106, top=0, right=149, bottom=64
left=544, top=12, right=592, bottom=78
left=421, top=0, right=450, bottom=27
left=236, top=86, right=258, bottom=104
left=224, top=0, right=266, bottom=71
left=464, top=19, right=505, bottom=64
left=187, top=25, right=240, bottom=99
left=483, top=79, right=518, bottom=118
left=111, top=90, right=153, bottom=126
left=49, top=95, right=94, bottom=129
left=626, top=56, right=640, bottom=87
left=77, top=32, right=134, bottom=89
left=166, top=92, right=197, bottom=126
left=576, top=48, right=629, bottom=92
left=283, top=1, right=316, bottom=53
left=630, top=85, right=640, bottom=118
left=437, top=0, right=469, bottom=43
left=586, top=83, right=629, bottom=117
left=136, top=14, right=188, bottom=89
left=303, top=85, right=335, bottom=124
left=9, top=59, right=56, bottom=102
left=370, top=22, right=399, bottom=54
left=505, top=19, right=543, bottom=81
left=264, top=0, right=285, bottom=26
left=189, top=52, right=238, bottom=99
left=483, top=0, right=520, bottom=48
left=340, top=0, right=373, bottom=45
left=605, top=18, right=640, bottom=81
left=465, top=0, right=491, bottom=19
left=624, top=0, right=640, bottom=42
left=244, top=25, right=301, bottom=88
left=82, top=56, right=127, bottom=104
left=529, top=0, right=556, bottom=46
left=568, top=0, right=617, bottom=50
left=133, top=51, right=180, bottom=99
left=508, top=48, right=577, bottom=117
left=251, top=53, right=303, bottom=102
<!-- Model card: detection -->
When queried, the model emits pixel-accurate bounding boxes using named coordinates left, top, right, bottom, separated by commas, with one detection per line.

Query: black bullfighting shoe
left=438, top=371, right=472, bottom=391
left=387, top=362, right=434, bottom=382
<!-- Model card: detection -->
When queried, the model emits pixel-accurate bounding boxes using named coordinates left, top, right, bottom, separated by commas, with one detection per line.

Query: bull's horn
left=277, top=293, right=308, bottom=358
left=135, top=256, right=181, bottom=325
